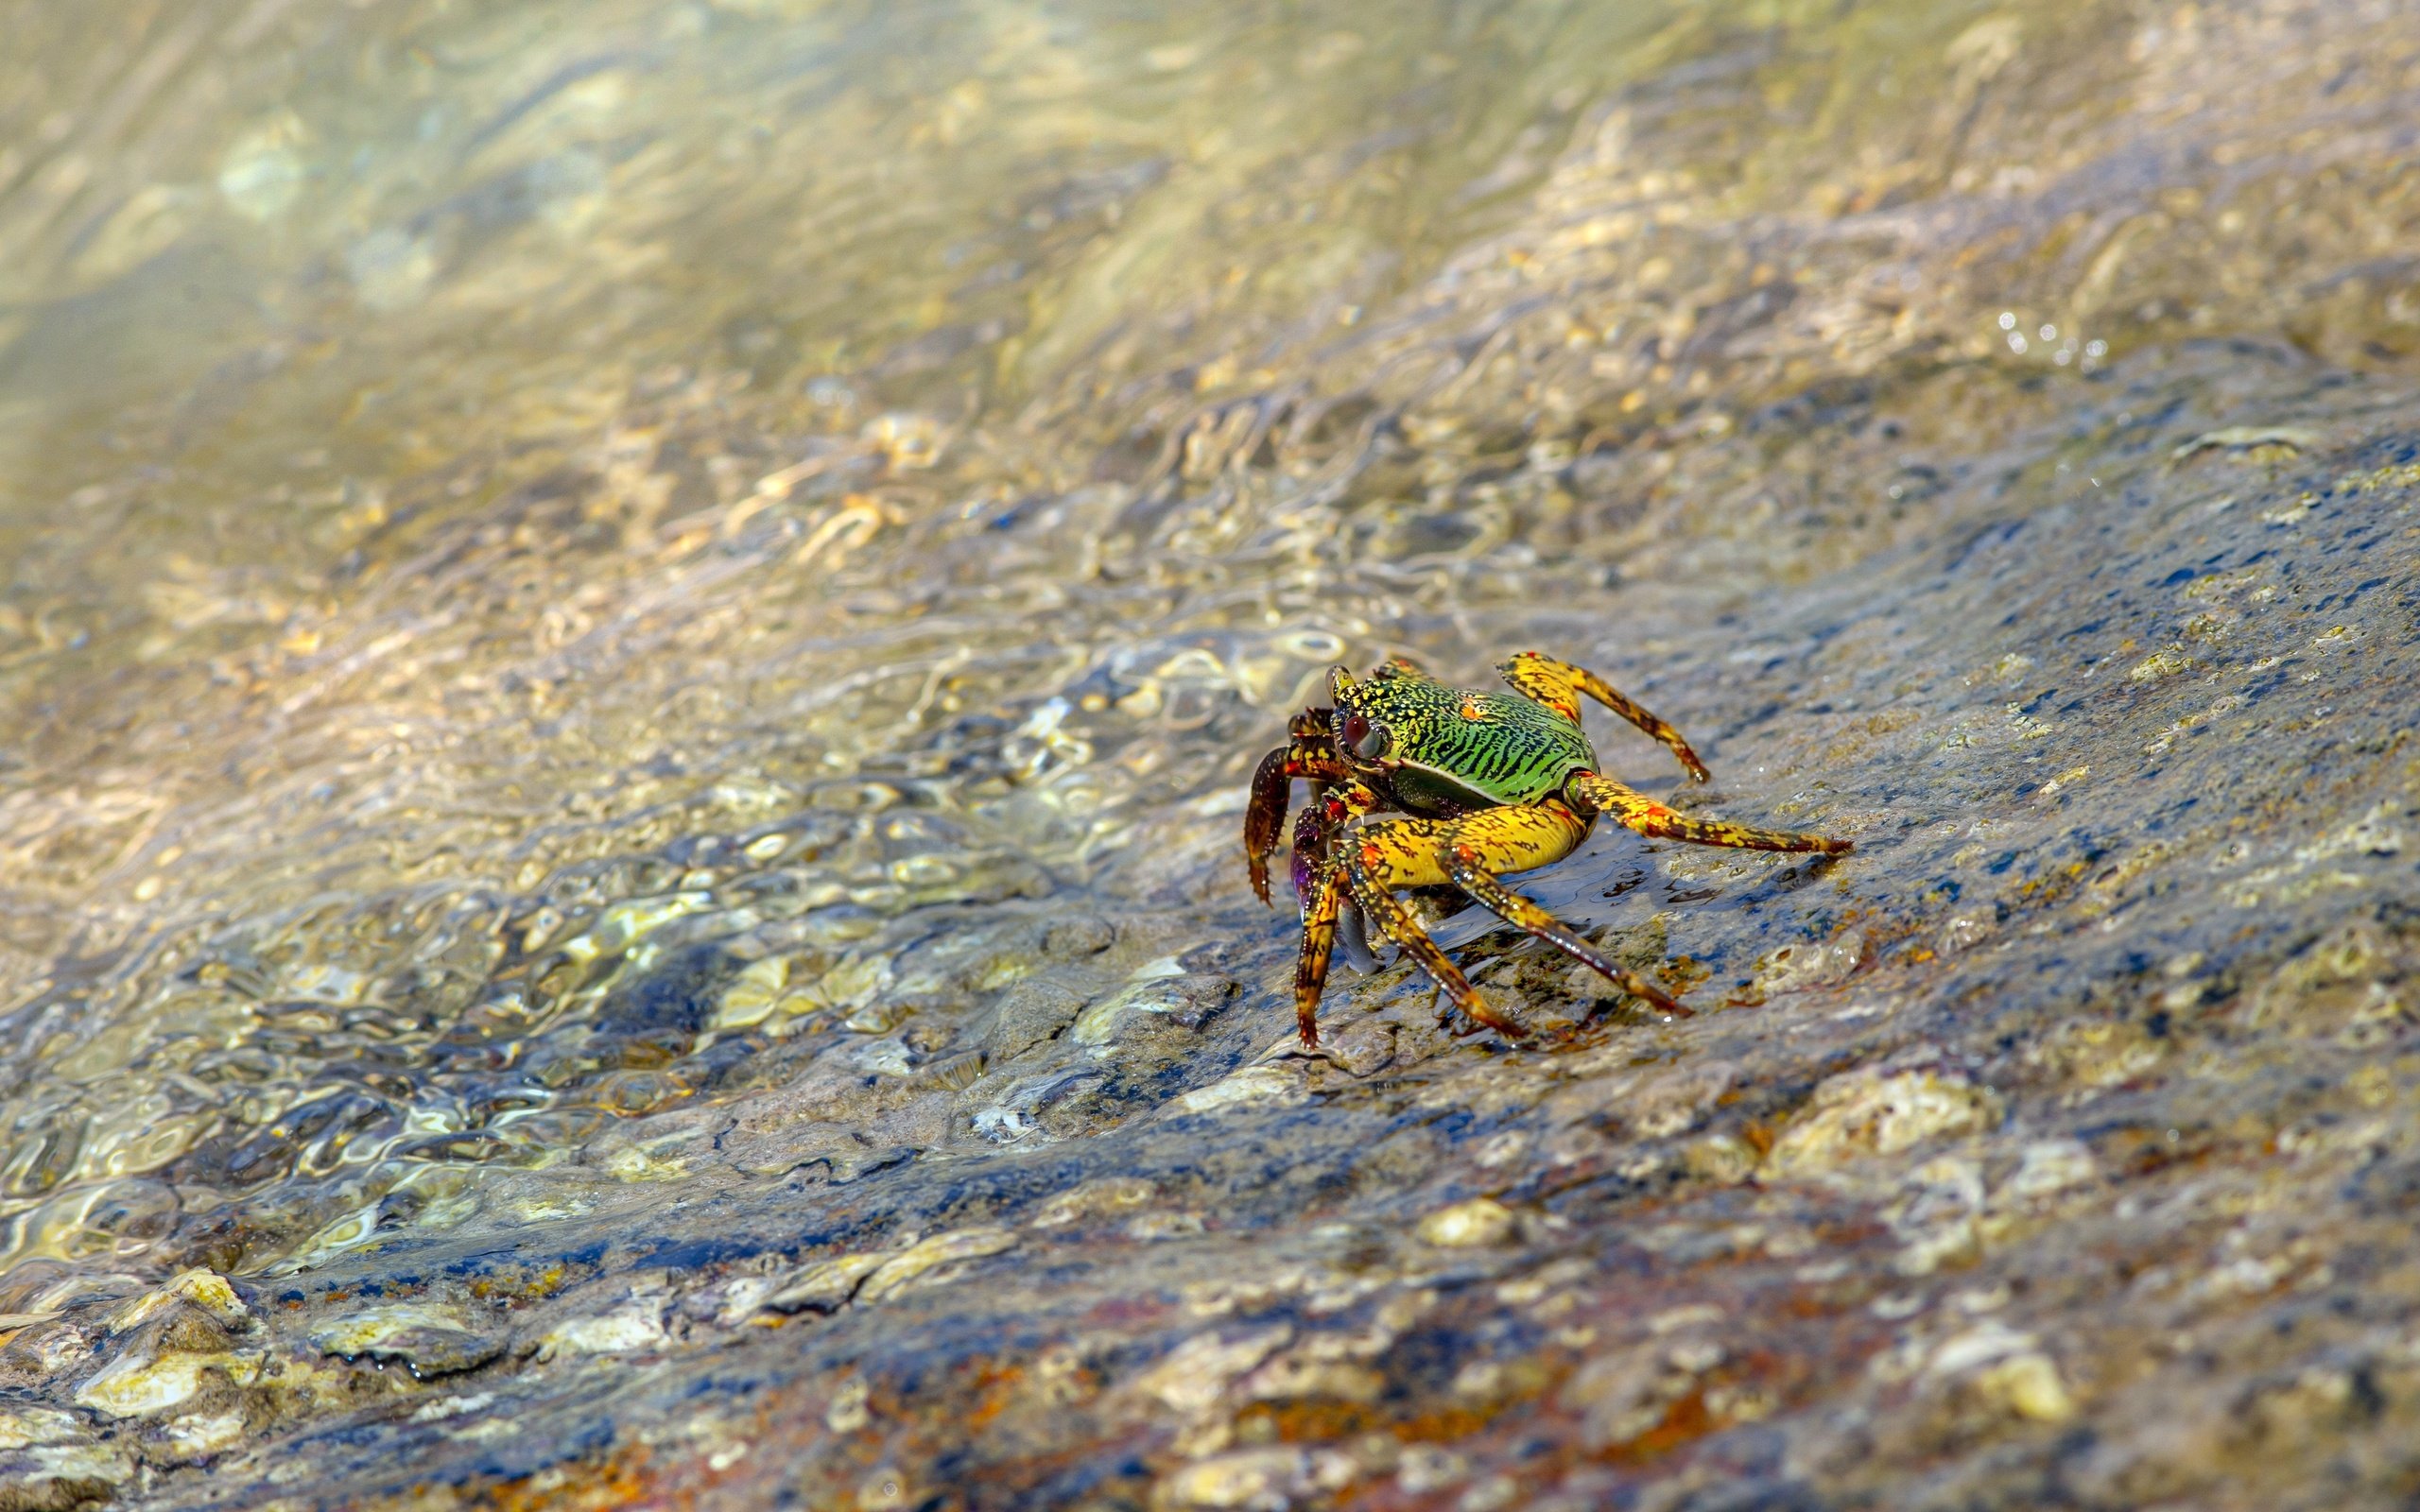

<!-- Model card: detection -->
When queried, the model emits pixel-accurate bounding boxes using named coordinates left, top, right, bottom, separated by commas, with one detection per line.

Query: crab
left=1245, top=652, right=1853, bottom=1047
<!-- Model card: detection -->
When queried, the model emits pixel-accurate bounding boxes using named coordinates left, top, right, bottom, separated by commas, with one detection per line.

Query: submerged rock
left=306, top=1304, right=504, bottom=1379
left=1414, top=1198, right=1521, bottom=1249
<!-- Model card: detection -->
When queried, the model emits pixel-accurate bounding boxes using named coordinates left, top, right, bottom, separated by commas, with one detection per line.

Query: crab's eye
left=1349, top=717, right=1389, bottom=761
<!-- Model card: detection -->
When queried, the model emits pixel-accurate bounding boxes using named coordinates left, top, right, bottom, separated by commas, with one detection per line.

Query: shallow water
left=1, top=1, right=2418, bottom=1507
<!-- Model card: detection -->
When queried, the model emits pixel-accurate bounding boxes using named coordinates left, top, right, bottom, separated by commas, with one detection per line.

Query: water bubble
left=1997, top=312, right=2016, bottom=331
left=2039, top=324, right=2057, bottom=341
left=2007, top=333, right=2029, bottom=354
left=2084, top=339, right=2108, bottom=357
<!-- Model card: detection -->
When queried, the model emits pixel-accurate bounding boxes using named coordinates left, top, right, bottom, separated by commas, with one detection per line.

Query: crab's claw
left=1288, top=805, right=1323, bottom=905
left=1244, top=745, right=1294, bottom=906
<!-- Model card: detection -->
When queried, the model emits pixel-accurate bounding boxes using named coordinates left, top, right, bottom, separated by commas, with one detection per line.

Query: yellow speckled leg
left=1319, top=811, right=1482, bottom=1027
left=1293, top=859, right=1343, bottom=1048
left=1565, top=771, right=1852, bottom=854
left=1289, top=781, right=1389, bottom=1046
left=1343, top=861, right=1526, bottom=1040
left=1443, top=806, right=1690, bottom=1018
left=1326, top=804, right=1587, bottom=1041
left=1497, top=651, right=1712, bottom=783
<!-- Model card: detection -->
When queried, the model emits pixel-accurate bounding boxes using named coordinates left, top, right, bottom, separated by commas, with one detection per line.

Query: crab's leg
left=1245, top=737, right=1353, bottom=905
left=1564, top=771, right=1852, bottom=854
left=1288, top=778, right=1395, bottom=1045
left=1293, top=857, right=1344, bottom=1048
left=1303, top=814, right=1527, bottom=1041
left=1290, top=811, right=1463, bottom=1044
left=1440, top=802, right=1691, bottom=1017
left=1342, top=858, right=1527, bottom=1040
left=1308, top=781, right=1389, bottom=957
left=1496, top=651, right=1712, bottom=783
left=1288, top=801, right=1330, bottom=905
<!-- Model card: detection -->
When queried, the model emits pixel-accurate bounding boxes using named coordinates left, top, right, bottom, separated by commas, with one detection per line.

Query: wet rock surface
left=0, top=0, right=2417, bottom=1507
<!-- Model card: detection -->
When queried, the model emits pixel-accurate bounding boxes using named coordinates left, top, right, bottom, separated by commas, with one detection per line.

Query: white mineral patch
left=75, top=1349, right=260, bottom=1418
left=535, top=1301, right=669, bottom=1360
left=1174, top=1067, right=1305, bottom=1114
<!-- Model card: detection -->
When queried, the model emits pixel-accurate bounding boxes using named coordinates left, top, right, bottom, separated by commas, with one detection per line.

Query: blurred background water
left=2, top=0, right=1652, bottom=1277
left=2, top=2, right=2418, bottom=1507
